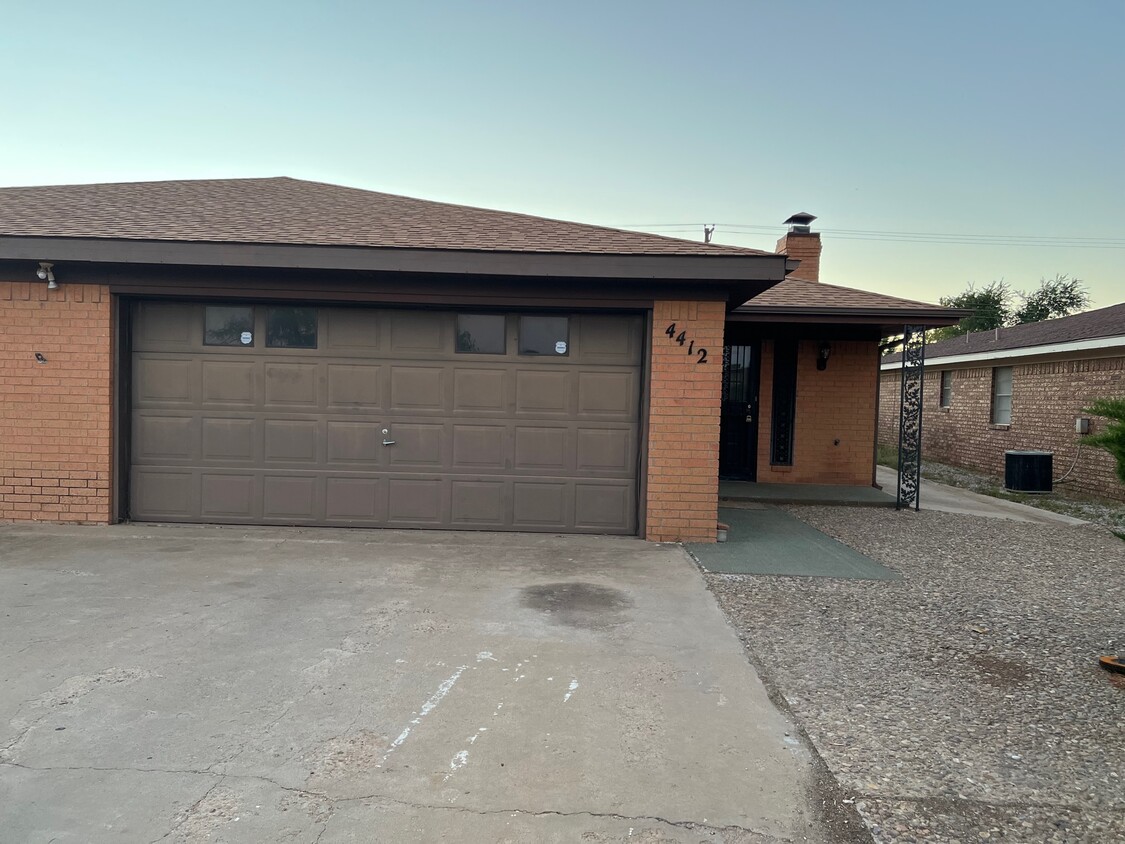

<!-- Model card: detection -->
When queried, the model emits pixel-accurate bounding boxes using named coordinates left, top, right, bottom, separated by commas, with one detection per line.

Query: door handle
left=382, top=428, right=396, bottom=446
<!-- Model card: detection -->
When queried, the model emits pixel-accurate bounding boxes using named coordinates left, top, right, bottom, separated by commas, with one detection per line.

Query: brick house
left=879, top=304, right=1125, bottom=502
left=1, top=179, right=957, bottom=540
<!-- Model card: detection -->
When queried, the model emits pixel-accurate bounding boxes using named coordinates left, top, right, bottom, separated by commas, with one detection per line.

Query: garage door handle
left=382, top=428, right=396, bottom=446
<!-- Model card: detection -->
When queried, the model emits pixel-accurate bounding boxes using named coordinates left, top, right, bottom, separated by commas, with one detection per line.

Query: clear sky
left=3, top=1, right=1122, bottom=308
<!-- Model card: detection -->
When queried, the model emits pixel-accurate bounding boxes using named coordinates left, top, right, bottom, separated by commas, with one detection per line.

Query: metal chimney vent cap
left=783, top=212, right=817, bottom=233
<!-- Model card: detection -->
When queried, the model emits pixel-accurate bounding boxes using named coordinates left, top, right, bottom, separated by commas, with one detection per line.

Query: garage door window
left=266, top=307, right=318, bottom=349
left=205, top=306, right=255, bottom=346
left=456, top=314, right=506, bottom=354
left=519, top=316, right=569, bottom=356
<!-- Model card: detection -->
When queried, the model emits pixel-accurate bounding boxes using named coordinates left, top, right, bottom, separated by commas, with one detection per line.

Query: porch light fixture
left=817, top=342, right=831, bottom=371
left=37, top=262, right=58, bottom=289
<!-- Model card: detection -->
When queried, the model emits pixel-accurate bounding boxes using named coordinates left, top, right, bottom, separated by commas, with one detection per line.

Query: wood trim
left=0, top=236, right=790, bottom=282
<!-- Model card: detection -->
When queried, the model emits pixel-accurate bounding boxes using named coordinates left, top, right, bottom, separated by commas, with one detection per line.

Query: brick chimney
left=776, top=212, right=821, bottom=282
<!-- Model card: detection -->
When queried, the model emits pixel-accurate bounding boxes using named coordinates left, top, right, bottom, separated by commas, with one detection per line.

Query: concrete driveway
left=0, top=524, right=847, bottom=843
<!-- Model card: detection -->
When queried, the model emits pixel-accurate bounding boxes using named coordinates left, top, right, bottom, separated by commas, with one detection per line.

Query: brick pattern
left=878, top=355, right=1125, bottom=502
left=758, top=339, right=878, bottom=485
left=775, top=232, right=822, bottom=282
left=646, top=300, right=726, bottom=542
left=0, top=282, right=113, bottom=523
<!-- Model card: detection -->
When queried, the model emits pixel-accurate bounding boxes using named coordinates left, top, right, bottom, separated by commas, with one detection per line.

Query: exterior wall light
left=37, top=262, right=58, bottom=289
left=817, top=342, right=831, bottom=371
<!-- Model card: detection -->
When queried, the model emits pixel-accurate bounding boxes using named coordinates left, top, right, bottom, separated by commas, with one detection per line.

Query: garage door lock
left=381, top=428, right=396, bottom=446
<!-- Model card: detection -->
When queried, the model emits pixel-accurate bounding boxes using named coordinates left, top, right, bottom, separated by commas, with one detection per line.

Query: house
left=0, top=178, right=959, bottom=541
left=879, top=303, right=1125, bottom=502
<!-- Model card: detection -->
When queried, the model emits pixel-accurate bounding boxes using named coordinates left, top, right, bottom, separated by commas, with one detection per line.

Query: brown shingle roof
left=884, top=302, right=1125, bottom=363
left=0, top=177, right=772, bottom=257
left=738, top=277, right=946, bottom=312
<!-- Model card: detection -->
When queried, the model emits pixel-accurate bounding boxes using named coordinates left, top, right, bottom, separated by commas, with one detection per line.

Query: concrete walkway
left=690, top=507, right=901, bottom=580
left=874, top=465, right=1087, bottom=525
left=720, top=479, right=894, bottom=507
left=0, top=523, right=845, bottom=843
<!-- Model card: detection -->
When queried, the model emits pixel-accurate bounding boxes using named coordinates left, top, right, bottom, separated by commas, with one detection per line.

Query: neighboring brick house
left=0, top=180, right=958, bottom=540
left=880, top=304, right=1125, bottom=502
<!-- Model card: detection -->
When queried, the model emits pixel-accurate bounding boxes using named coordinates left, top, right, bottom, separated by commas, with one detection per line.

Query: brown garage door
left=129, top=302, right=643, bottom=534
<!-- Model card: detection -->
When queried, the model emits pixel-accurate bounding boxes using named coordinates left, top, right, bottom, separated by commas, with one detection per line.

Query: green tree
left=928, top=275, right=1088, bottom=342
left=1013, top=274, right=1090, bottom=324
left=1084, top=398, right=1125, bottom=485
left=929, top=281, right=1012, bottom=341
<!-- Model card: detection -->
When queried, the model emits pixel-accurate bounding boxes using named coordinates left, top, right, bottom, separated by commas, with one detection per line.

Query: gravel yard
left=707, top=506, right=1125, bottom=843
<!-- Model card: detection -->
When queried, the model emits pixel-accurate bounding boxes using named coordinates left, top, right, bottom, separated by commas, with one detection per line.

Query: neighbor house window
left=266, top=307, right=317, bottom=348
left=456, top=314, right=506, bottom=354
left=205, top=306, right=254, bottom=346
left=991, top=366, right=1012, bottom=424
left=519, top=316, right=569, bottom=356
left=939, top=371, right=953, bottom=408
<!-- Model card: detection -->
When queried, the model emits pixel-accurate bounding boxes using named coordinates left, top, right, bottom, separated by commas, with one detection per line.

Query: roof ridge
left=257, top=178, right=774, bottom=255
left=0, top=176, right=292, bottom=191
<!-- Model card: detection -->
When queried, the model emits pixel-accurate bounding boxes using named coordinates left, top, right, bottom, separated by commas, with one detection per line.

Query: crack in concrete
left=329, top=791, right=779, bottom=837
left=1, top=759, right=784, bottom=837
left=149, top=775, right=226, bottom=844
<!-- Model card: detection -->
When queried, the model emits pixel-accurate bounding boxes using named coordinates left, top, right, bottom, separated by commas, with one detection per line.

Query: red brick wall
left=0, top=282, right=114, bottom=523
left=774, top=232, right=822, bottom=282
left=757, top=339, right=878, bottom=486
left=645, top=300, right=725, bottom=542
left=878, top=354, right=1125, bottom=502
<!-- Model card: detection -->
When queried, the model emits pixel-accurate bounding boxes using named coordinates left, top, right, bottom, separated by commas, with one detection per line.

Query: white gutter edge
left=880, top=335, right=1125, bottom=370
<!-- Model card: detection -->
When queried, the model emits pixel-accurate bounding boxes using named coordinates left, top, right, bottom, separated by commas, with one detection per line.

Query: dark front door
left=719, top=343, right=761, bottom=481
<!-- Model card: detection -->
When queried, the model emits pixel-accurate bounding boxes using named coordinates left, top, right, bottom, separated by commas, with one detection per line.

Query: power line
left=613, top=222, right=1125, bottom=249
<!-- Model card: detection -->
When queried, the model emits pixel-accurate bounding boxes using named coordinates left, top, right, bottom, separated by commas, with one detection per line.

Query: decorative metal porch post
left=896, top=325, right=926, bottom=510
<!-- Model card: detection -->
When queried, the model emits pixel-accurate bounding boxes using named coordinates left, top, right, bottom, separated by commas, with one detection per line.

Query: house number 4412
left=665, top=323, right=708, bottom=364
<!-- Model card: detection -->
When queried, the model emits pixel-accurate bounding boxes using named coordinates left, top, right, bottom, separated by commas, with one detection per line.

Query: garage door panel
left=327, top=364, right=382, bottom=409
left=513, top=426, right=569, bottom=471
left=326, top=421, right=384, bottom=464
left=131, top=303, right=641, bottom=534
left=577, top=371, right=637, bottom=418
left=264, top=420, right=318, bottom=463
left=452, top=425, right=506, bottom=470
left=264, top=363, right=319, bottom=408
left=451, top=480, right=506, bottom=526
left=577, top=315, right=643, bottom=365
left=326, top=309, right=381, bottom=351
left=134, top=415, right=197, bottom=461
left=388, top=423, right=445, bottom=467
left=576, top=428, right=634, bottom=474
left=453, top=369, right=506, bottom=413
left=390, top=366, right=445, bottom=411
left=134, top=357, right=194, bottom=404
left=512, top=481, right=570, bottom=529
left=135, top=301, right=196, bottom=348
left=200, top=474, right=257, bottom=518
left=201, top=361, right=257, bottom=406
left=575, top=483, right=634, bottom=531
left=201, top=417, right=256, bottom=461
left=325, top=477, right=384, bottom=521
left=390, top=312, right=444, bottom=352
left=386, top=478, right=443, bottom=524
left=515, top=370, right=571, bottom=414
left=131, top=470, right=196, bottom=518
left=263, top=476, right=319, bottom=521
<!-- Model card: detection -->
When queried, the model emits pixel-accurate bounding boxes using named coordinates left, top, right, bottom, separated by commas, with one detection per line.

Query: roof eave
left=882, top=334, right=1125, bottom=369
left=729, top=306, right=967, bottom=328
left=0, top=235, right=790, bottom=284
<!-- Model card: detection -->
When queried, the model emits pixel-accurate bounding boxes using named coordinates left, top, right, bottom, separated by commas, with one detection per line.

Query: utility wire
left=613, top=222, right=1125, bottom=248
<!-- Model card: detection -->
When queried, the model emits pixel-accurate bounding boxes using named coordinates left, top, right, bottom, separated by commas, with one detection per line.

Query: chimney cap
left=783, top=212, right=817, bottom=227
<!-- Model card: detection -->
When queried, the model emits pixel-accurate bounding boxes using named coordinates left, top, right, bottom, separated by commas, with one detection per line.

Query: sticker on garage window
left=555, top=341, right=567, bottom=354
left=240, top=331, right=253, bottom=345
